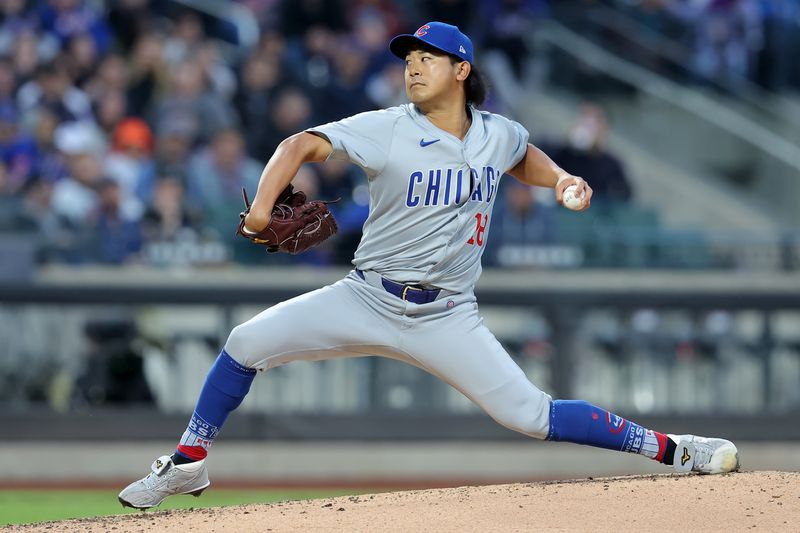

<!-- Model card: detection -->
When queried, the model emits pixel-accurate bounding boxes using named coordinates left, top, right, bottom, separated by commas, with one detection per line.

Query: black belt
left=356, top=270, right=441, bottom=304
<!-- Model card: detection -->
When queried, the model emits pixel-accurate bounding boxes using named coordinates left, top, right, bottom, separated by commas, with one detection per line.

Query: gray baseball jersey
left=223, top=104, right=551, bottom=442
left=309, top=103, right=529, bottom=293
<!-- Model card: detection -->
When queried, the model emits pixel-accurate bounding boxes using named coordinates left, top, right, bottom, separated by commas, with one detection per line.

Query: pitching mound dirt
left=5, top=471, right=798, bottom=532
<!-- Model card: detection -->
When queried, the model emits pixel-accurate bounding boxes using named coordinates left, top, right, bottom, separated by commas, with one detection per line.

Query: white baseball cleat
left=118, top=455, right=210, bottom=509
left=668, top=434, right=740, bottom=474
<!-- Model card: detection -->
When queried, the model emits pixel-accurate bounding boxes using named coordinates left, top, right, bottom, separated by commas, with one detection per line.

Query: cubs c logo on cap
left=389, top=21, right=475, bottom=64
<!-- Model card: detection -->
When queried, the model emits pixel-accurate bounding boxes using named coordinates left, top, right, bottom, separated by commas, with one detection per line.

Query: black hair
left=449, top=56, right=488, bottom=107
left=403, top=42, right=489, bottom=107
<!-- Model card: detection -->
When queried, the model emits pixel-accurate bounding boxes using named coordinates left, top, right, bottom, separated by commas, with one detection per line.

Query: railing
left=531, top=21, right=800, bottom=174
left=568, top=3, right=798, bottom=122
left=166, top=0, right=259, bottom=49
left=1, top=267, right=799, bottom=441
left=527, top=20, right=800, bottom=229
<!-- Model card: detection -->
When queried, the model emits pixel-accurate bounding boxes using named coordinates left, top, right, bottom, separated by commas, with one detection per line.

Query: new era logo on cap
left=389, top=21, right=474, bottom=64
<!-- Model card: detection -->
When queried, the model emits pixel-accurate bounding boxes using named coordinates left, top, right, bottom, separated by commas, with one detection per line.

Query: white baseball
left=562, top=184, right=585, bottom=210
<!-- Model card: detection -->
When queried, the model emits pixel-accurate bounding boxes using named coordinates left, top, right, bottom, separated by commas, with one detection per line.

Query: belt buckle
left=401, top=285, right=422, bottom=301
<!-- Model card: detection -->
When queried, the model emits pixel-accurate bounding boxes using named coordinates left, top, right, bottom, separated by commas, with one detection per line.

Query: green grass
left=0, top=488, right=364, bottom=527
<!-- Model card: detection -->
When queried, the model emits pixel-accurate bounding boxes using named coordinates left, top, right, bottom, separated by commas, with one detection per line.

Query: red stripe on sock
left=176, top=445, right=208, bottom=461
left=654, top=432, right=668, bottom=462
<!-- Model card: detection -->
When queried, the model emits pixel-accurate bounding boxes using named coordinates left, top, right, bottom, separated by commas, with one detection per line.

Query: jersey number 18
left=467, top=213, right=488, bottom=246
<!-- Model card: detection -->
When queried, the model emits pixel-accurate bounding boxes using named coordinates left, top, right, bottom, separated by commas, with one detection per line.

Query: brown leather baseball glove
left=236, top=185, right=338, bottom=255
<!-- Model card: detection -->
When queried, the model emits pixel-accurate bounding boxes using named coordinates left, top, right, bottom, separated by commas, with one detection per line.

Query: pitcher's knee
left=479, top=380, right=552, bottom=439
left=224, top=323, right=261, bottom=368
left=495, top=396, right=551, bottom=439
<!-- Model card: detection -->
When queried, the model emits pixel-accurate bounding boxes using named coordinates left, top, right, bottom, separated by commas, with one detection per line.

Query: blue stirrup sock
left=546, top=400, right=674, bottom=464
left=175, top=351, right=256, bottom=462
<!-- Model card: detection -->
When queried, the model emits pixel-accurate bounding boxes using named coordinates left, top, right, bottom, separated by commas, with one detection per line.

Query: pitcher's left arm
left=508, top=144, right=593, bottom=211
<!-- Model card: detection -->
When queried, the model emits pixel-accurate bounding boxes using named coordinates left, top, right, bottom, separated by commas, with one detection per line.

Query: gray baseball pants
left=224, top=270, right=552, bottom=438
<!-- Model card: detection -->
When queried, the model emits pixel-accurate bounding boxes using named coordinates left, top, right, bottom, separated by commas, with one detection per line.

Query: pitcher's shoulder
left=376, top=105, right=411, bottom=119
left=477, top=109, right=517, bottom=128
left=352, top=105, right=409, bottom=126
left=477, top=109, right=529, bottom=138
left=323, top=106, right=406, bottom=132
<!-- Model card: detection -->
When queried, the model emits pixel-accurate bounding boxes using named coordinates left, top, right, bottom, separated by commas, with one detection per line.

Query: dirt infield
left=5, top=471, right=798, bottom=532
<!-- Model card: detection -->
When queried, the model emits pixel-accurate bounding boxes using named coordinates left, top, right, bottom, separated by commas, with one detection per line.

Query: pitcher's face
left=404, top=48, right=469, bottom=107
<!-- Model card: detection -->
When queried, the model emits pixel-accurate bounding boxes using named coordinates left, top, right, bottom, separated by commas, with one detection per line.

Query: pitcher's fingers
left=572, top=179, right=588, bottom=195
left=555, top=179, right=570, bottom=202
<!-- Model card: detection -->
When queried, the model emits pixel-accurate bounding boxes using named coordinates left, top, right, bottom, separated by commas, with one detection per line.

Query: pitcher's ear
left=456, top=61, right=471, bottom=82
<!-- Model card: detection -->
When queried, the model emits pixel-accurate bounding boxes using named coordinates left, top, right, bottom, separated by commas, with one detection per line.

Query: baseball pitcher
left=119, top=22, right=739, bottom=509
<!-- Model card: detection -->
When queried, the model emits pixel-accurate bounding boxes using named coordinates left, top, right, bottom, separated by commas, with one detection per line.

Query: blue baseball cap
left=389, top=22, right=474, bottom=64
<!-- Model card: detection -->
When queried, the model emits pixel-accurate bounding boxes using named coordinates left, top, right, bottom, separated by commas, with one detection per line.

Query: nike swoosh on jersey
left=419, top=138, right=440, bottom=147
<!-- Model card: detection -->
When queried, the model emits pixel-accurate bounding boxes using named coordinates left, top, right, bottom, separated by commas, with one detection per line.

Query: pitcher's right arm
left=243, top=132, right=332, bottom=232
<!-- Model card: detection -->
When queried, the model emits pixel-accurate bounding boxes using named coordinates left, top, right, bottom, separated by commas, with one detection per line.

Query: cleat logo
left=681, top=447, right=691, bottom=466
left=156, top=459, right=163, bottom=469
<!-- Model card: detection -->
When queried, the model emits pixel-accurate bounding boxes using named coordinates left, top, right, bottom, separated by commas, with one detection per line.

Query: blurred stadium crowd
left=0, top=0, right=797, bottom=269
left=578, top=0, right=800, bottom=92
